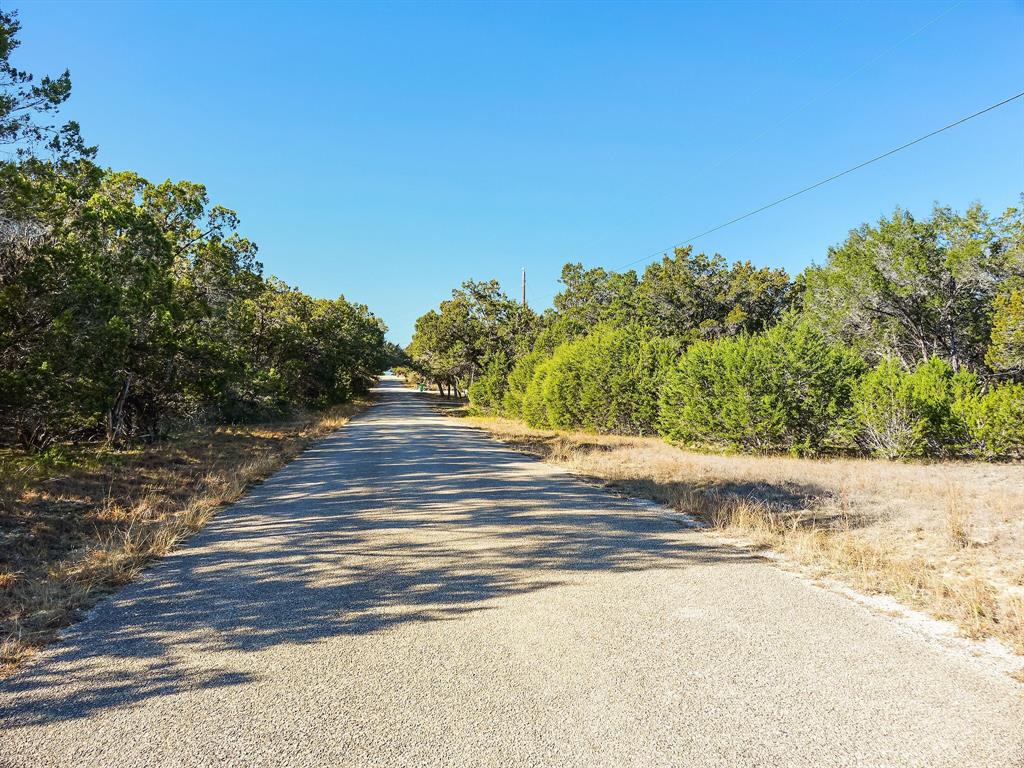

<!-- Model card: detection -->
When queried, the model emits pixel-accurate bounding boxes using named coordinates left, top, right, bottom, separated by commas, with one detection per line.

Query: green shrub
left=659, top=317, right=861, bottom=454
left=625, top=330, right=679, bottom=433
left=522, top=357, right=553, bottom=428
left=518, top=325, right=676, bottom=435
left=851, top=357, right=978, bottom=459
left=906, top=357, right=969, bottom=449
left=468, top=352, right=509, bottom=411
left=537, top=340, right=585, bottom=430
left=852, top=359, right=928, bottom=458
left=955, top=382, right=1024, bottom=458
left=502, top=349, right=548, bottom=419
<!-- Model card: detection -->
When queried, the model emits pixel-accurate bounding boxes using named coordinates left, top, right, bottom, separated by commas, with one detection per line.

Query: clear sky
left=14, top=1, right=1024, bottom=343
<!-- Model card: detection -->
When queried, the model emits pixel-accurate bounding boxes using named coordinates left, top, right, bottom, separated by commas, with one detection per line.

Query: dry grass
left=0, top=399, right=370, bottom=675
left=461, top=413, right=1024, bottom=655
left=944, top=485, right=973, bottom=549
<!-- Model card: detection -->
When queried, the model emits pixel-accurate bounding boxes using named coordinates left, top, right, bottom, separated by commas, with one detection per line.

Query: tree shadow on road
left=0, top=382, right=807, bottom=729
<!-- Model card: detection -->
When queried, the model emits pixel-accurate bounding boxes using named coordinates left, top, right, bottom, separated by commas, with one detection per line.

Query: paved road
left=1, top=378, right=1021, bottom=767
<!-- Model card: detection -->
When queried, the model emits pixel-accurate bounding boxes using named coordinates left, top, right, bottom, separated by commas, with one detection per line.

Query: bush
left=522, top=357, right=553, bottom=428
left=852, top=359, right=928, bottom=458
left=851, top=357, right=978, bottom=459
left=518, top=325, right=676, bottom=435
left=502, top=349, right=549, bottom=419
left=906, top=357, right=969, bottom=449
left=956, top=382, right=1024, bottom=458
left=659, top=317, right=861, bottom=454
left=468, top=352, right=508, bottom=411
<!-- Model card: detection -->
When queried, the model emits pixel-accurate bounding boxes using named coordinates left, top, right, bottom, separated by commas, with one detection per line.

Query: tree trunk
left=106, top=373, right=133, bottom=444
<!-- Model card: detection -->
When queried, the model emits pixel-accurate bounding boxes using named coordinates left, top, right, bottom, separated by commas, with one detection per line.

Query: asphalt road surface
left=1, top=378, right=1021, bottom=767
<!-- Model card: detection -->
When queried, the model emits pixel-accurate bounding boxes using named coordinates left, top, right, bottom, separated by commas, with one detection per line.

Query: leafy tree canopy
left=0, top=10, right=93, bottom=160
left=802, top=201, right=1024, bottom=371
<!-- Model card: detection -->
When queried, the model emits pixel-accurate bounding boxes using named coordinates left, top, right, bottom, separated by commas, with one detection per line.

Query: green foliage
left=987, top=288, right=1024, bottom=373
left=850, top=357, right=976, bottom=459
left=520, top=325, right=676, bottom=435
left=521, top=357, right=553, bottom=428
left=0, top=16, right=388, bottom=447
left=549, top=251, right=792, bottom=345
left=637, top=246, right=792, bottom=341
left=0, top=164, right=388, bottom=445
left=468, top=351, right=509, bottom=410
left=409, top=194, right=1020, bottom=462
left=0, top=9, right=93, bottom=159
left=551, top=263, right=639, bottom=340
left=502, top=349, right=548, bottom=420
left=803, top=203, right=1024, bottom=371
left=659, top=317, right=862, bottom=454
left=408, top=280, right=537, bottom=397
left=954, top=382, right=1024, bottom=458
left=852, top=360, right=927, bottom=459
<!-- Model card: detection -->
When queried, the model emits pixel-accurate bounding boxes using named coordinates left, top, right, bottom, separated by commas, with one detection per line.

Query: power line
left=622, top=90, right=1024, bottom=270
left=696, top=0, right=964, bottom=182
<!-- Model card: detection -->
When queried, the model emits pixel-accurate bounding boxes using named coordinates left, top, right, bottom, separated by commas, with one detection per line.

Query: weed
left=945, top=484, right=972, bottom=549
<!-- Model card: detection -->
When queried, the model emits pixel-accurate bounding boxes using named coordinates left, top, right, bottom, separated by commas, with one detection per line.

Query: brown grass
left=944, top=485, right=973, bottom=549
left=461, top=413, right=1024, bottom=656
left=0, top=399, right=370, bottom=676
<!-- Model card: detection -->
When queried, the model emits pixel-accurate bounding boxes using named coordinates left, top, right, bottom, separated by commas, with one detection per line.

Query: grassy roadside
left=0, top=397, right=372, bottom=676
left=455, top=410, right=1024, bottom=661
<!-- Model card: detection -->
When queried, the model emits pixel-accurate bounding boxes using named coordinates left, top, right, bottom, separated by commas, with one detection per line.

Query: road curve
left=1, top=378, right=1021, bottom=767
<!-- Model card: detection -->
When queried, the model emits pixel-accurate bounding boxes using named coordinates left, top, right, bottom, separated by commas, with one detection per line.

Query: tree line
left=406, top=201, right=1024, bottom=460
left=0, top=11, right=392, bottom=450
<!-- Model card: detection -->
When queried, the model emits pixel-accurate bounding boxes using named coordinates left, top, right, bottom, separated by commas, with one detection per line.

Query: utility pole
left=521, top=268, right=527, bottom=308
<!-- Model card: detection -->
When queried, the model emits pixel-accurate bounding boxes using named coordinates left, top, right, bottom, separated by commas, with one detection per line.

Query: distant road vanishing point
left=1, top=377, right=1021, bottom=767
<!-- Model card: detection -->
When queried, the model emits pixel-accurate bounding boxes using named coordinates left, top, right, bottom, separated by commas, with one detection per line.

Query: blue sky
left=15, top=1, right=1024, bottom=343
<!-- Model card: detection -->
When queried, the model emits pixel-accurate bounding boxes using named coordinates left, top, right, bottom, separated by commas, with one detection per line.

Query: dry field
left=459, top=413, right=1024, bottom=659
left=0, top=400, right=369, bottom=675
